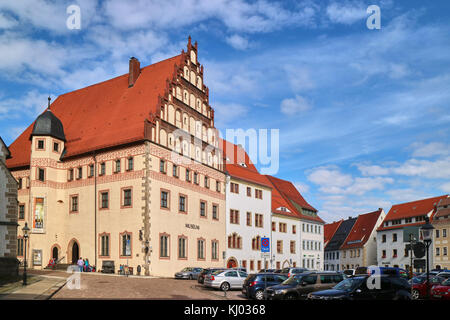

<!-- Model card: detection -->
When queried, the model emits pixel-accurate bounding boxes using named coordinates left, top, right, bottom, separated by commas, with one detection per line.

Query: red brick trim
left=119, top=231, right=133, bottom=259
left=98, top=232, right=111, bottom=258
left=120, top=186, right=133, bottom=209
left=159, top=232, right=170, bottom=260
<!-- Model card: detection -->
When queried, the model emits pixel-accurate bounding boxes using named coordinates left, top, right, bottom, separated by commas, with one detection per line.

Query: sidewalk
left=0, top=275, right=67, bottom=300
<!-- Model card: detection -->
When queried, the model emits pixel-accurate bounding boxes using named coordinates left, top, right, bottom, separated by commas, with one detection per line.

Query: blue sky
left=0, top=0, right=449, bottom=223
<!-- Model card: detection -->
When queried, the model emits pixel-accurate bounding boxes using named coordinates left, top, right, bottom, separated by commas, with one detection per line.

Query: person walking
left=85, top=258, right=90, bottom=272
left=77, top=257, right=84, bottom=272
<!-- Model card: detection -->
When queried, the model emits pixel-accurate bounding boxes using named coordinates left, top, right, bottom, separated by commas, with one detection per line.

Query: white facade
left=300, top=220, right=324, bottom=270
left=324, top=250, right=340, bottom=271
left=225, top=176, right=272, bottom=272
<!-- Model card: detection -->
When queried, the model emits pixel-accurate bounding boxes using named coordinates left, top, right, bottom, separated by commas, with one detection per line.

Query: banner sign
left=33, top=197, right=45, bottom=232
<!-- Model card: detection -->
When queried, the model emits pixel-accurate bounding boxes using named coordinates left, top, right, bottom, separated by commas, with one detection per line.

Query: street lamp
left=420, top=217, right=434, bottom=300
left=22, top=222, right=30, bottom=286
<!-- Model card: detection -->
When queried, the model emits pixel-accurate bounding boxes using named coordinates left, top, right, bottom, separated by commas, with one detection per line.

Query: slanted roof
left=6, top=55, right=182, bottom=169
left=325, top=217, right=357, bottom=251
left=265, top=175, right=324, bottom=223
left=324, top=220, right=343, bottom=246
left=340, top=209, right=383, bottom=250
left=433, top=197, right=450, bottom=219
left=377, top=195, right=448, bottom=231
left=220, top=139, right=272, bottom=189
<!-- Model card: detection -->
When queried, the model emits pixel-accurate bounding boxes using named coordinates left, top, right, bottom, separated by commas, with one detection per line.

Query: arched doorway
left=227, top=257, right=238, bottom=268
left=67, top=239, right=80, bottom=264
left=52, top=247, right=58, bottom=260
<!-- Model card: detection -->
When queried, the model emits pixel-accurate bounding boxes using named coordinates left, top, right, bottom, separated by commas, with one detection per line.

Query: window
left=37, top=139, right=44, bottom=150
left=436, top=229, right=440, bottom=238
left=115, top=159, right=121, bottom=173
left=279, top=223, right=287, bottom=233
left=228, top=233, right=242, bottom=249
left=216, top=181, right=221, bottom=192
left=17, top=238, right=24, bottom=256
left=290, top=241, right=296, bottom=254
left=178, top=237, right=187, bottom=259
left=161, top=190, right=169, bottom=209
left=200, top=201, right=206, bottom=217
left=88, top=164, right=94, bottom=177
left=173, top=164, right=178, bottom=178
left=100, top=191, right=109, bottom=209
left=393, top=233, right=397, bottom=242
left=230, top=182, right=239, bottom=193
left=160, top=160, right=166, bottom=174
left=247, top=187, right=251, bottom=197
left=127, top=157, right=134, bottom=171
left=68, top=168, right=74, bottom=181
left=100, top=162, right=106, bottom=175
left=204, top=176, right=209, bottom=188
left=121, top=233, right=132, bottom=257
left=53, top=142, right=59, bottom=152
left=211, top=240, right=218, bottom=260
left=230, top=209, right=239, bottom=224
left=246, top=212, right=252, bottom=226
left=292, top=225, right=296, bottom=234
left=179, top=195, right=186, bottom=212
left=272, top=222, right=276, bottom=231
left=18, top=178, right=22, bottom=189
left=194, top=172, right=199, bottom=185
left=38, top=168, right=45, bottom=182
left=212, top=205, right=218, bottom=220
left=77, top=167, right=82, bottom=179
left=255, top=189, right=263, bottom=199
left=100, top=234, right=110, bottom=257
left=255, top=214, right=263, bottom=228
left=160, top=234, right=169, bottom=258
left=70, top=195, right=79, bottom=212
left=186, top=169, right=191, bottom=182
left=444, top=229, right=447, bottom=238
left=444, top=247, right=448, bottom=256
left=277, top=240, right=283, bottom=254
left=393, top=249, right=397, bottom=258
left=382, top=250, right=386, bottom=258
left=382, top=234, right=386, bottom=243
left=436, top=247, right=440, bottom=256
left=197, top=239, right=205, bottom=260
left=18, top=204, right=25, bottom=220
left=123, top=188, right=132, bottom=207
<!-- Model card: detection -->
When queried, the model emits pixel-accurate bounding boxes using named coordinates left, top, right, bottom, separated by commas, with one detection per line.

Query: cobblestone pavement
left=47, top=271, right=248, bottom=300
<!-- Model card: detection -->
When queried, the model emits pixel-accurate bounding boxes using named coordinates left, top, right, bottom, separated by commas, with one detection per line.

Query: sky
left=0, top=0, right=449, bottom=223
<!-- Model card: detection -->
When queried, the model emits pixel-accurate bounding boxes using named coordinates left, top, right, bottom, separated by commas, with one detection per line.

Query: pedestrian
left=77, top=257, right=84, bottom=272
left=85, top=258, right=90, bottom=272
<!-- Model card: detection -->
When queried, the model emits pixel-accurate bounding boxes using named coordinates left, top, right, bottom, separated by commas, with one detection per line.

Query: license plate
left=433, top=295, right=441, bottom=298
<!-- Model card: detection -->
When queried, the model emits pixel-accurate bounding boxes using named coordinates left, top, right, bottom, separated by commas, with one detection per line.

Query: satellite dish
left=413, top=242, right=426, bottom=258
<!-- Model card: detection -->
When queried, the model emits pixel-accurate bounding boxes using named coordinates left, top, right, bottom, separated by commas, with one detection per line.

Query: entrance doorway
left=71, top=242, right=79, bottom=264
left=52, top=247, right=58, bottom=261
left=227, top=257, right=238, bottom=268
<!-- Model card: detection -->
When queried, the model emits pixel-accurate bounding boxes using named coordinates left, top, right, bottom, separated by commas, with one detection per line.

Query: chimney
left=128, top=57, right=141, bottom=87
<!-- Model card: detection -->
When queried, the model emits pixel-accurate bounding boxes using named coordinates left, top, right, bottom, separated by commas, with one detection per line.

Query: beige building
left=6, top=38, right=227, bottom=277
left=0, top=136, right=19, bottom=277
left=432, top=197, right=450, bottom=270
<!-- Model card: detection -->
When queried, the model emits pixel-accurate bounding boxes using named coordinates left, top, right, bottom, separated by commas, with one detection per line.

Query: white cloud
left=213, top=102, right=249, bottom=128
left=0, top=13, right=18, bottom=29
left=225, top=34, right=251, bottom=50
left=0, top=90, right=56, bottom=119
left=294, top=182, right=310, bottom=194
left=441, top=182, right=450, bottom=193
left=326, top=1, right=367, bottom=25
left=355, top=163, right=390, bottom=176
left=411, top=142, right=450, bottom=158
left=280, top=95, right=311, bottom=115
left=392, top=157, right=450, bottom=179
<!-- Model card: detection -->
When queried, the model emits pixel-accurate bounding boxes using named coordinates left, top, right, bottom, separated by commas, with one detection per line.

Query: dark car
left=308, top=275, right=411, bottom=300
left=198, top=268, right=225, bottom=284
left=242, top=273, right=288, bottom=300
left=264, top=272, right=345, bottom=300
left=280, top=267, right=309, bottom=277
left=431, top=278, right=450, bottom=300
left=174, top=267, right=203, bottom=280
left=411, top=276, right=444, bottom=299
left=258, top=269, right=276, bottom=273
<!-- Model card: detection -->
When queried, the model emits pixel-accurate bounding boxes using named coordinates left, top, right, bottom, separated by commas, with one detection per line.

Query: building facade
left=324, top=220, right=342, bottom=271
left=377, top=195, right=448, bottom=271
left=6, top=38, right=227, bottom=277
left=432, top=197, right=450, bottom=270
left=324, top=217, right=357, bottom=271
left=0, top=137, right=19, bottom=277
left=339, top=209, right=385, bottom=269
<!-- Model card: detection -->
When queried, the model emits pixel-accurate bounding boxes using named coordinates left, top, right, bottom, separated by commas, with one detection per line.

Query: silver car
left=204, top=269, right=248, bottom=291
left=174, top=267, right=203, bottom=280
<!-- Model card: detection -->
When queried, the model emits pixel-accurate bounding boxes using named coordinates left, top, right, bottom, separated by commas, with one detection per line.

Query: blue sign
left=261, top=237, right=270, bottom=252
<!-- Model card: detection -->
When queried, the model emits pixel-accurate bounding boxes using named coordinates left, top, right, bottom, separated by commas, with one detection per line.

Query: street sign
left=261, top=237, right=270, bottom=253
left=413, top=242, right=425, bottom=258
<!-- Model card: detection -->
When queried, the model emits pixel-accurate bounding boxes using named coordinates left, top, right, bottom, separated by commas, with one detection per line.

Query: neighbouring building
left=6, top=38, right=227, bottom=277
left=0, top=136, right=19, bottom=277
left=432, top=197, right=450, bottom=270
left=324, top=217, right=357, bottom=271
left=265, top=175, right=324, bottom=270
left=377, top=195, right=448, bottom=271
left=339, top=209, right=385, bottom=269
left=222, top=140, right=272, bottom=272
left=324, top=219, right=342, bottom=271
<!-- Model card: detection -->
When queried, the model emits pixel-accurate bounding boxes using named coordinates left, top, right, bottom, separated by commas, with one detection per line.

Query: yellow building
left=432, top=197, right=450, bottom=270
left=6, top=38, right=226, bottom=277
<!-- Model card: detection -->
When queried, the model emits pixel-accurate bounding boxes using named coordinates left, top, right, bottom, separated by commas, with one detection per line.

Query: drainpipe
left=93, top=151, right=97, bottom=269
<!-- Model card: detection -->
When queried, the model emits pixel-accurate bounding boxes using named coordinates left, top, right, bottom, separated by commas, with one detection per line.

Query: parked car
left=437, top=271, right=450, bottom=279
left=258, top=269, right=276, bottom=273
left=273, top=269, right=283, bottom=273
left=308, top=275, right=411, bottom=300
left=197, top=268, right=225, bottom=284
left=264, top=272, right=345, bottom=300
left=242, top=273, right=288, bottom=300
left=204, top=269, right=248, bottom=291
left=343, top=269, right=355, bottom=277
left=411, top=275, right=444, bottom=299
left=280, top=267, right=309, bottom=277
left=431, top=278, right=450, bottom=300
left=174, top=267, right=203, bottom=280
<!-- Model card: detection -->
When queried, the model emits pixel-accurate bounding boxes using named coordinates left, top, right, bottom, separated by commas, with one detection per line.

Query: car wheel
left=220, top=282, right=230, bottom=291
left=285, top=293, right=297, bottom=300
left=254, top=290, right=264, bottom=300
left=412, top=290, right=420, bottom=300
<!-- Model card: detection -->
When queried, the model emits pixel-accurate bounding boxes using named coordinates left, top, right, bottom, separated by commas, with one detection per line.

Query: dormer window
left=277, top=206, right=291, bottom=213
left=53, top=142, right=59, bottom=152
left=37, top=139, right=45, bottom=150
left=239, top=162, right=247, bottom=168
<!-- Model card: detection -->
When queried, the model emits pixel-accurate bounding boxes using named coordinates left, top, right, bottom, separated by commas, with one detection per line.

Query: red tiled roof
left=324, top=220, right=343, bottom=245
left=340, top=209, right=383, bottom=249
left=377, top=195, right=449, bottom=231
left=265, top=175, right=324, bottom=223
left=220, top=139, right=272, bottom=189
left=6, top=55, right=182, bottom=169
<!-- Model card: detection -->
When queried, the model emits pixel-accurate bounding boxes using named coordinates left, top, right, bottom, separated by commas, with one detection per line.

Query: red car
left=431, top=278, right=450, bottom=300
left=411, top=276, right=444, bottom=300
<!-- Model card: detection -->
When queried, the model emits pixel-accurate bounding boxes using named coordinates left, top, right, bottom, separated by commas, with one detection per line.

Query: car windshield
left=181, top=267, right=192, bottom=272
left=281, top=275, right=303, bottom=285
left=412, top=276, right=426, bottom=284
left=442, top=279, right=450, bottom=286
left=333, top=277, right=365, bottom=292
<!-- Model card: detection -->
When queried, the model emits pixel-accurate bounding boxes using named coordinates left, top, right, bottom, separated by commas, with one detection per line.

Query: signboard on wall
left=33, top=249, right=42, bottom=266
left=33, top=197, right=45, bottom=232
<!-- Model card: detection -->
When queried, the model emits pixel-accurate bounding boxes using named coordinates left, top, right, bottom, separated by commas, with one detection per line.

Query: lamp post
left=22, top=222, right=30, bottom=286
left=420, top=217, right=434, bottom=300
